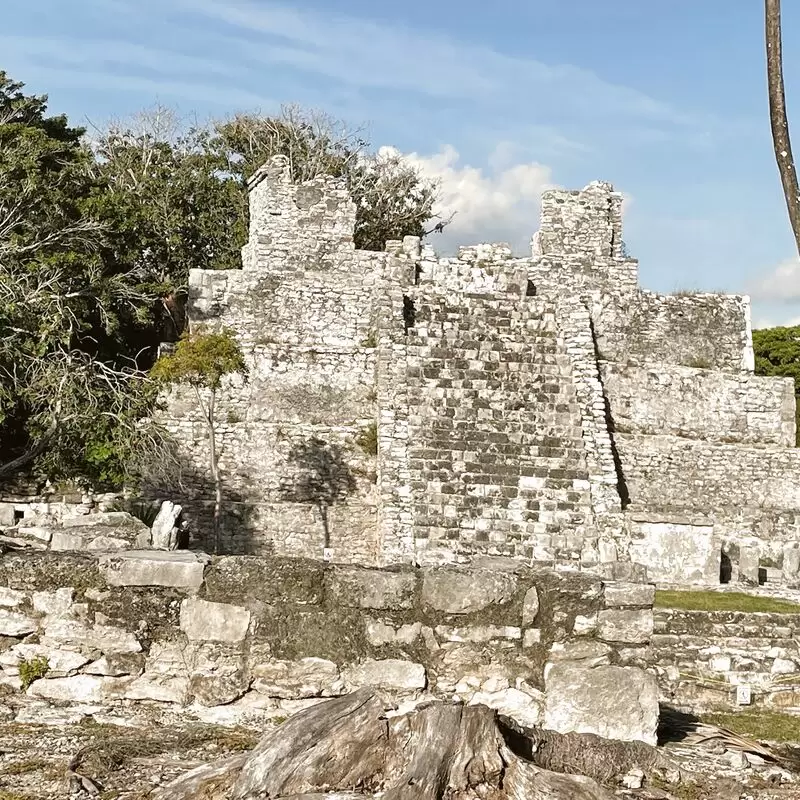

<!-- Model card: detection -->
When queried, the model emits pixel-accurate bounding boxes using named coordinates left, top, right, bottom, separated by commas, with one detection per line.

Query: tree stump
left=153, top=688, right=675, bottom=800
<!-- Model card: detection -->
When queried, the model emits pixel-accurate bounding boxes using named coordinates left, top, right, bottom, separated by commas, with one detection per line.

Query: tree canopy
left=0, top=72, right=440, bottom=488
left=753, top=324, right=800, bottom=444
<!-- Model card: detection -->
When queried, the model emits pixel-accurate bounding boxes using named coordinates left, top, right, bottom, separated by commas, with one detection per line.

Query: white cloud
left=752, top=315, right=800, bottom=329
left=747, top=257, right=800, bottom=304
left=390, top=144, right=555, bottom=255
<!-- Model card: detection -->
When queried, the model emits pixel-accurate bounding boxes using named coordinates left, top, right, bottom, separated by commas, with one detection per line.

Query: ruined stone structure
left=161, top=155, right=800, bottom=585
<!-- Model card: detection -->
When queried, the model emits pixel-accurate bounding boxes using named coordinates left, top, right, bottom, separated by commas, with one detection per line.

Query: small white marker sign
left=736, top=685, right=752, bottom=706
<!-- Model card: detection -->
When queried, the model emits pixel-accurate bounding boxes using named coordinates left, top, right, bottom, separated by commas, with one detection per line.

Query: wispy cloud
left=0, top=33, right=275, bottom=112
left=174, top=0, right=700, bottom=133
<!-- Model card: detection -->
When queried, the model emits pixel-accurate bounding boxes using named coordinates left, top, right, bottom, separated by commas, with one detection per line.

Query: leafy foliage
left=0, top=72, right=177, bottom=488
left=752, top=324, right=800, bottom=444
left=0, top=72, right=440, bottom=488
left=18, top=655, right=49, bottom=690
left=151, top=330, right=247, bottom=390
left=212, top=106, right=439, bottom=251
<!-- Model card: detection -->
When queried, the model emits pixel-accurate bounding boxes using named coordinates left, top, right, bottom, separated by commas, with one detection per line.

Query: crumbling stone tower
left=162, top=156, right=800, bottom=585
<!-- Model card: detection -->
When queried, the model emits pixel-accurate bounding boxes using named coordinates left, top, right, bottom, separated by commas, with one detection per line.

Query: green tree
left=0, top=72, right=173, bottom=487
left=87, top=106, right=247, bottom=363
left=753, top=324, right=800, bottom=444
left=211, top=106, right=440, bottom=251
left=151, top=330, right=247, bottom=552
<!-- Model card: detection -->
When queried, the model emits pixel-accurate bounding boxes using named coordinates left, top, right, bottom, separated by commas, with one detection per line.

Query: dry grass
left=71, top=722, right=259, bottom=778
left=0, top=758, right=52, bottom=776
left=655, top=590, right=800, bottom=614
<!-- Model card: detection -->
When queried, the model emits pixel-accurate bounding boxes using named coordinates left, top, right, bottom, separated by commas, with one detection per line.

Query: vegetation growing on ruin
left=655, top=589, right=800, bottom=613
left=355, top=422, right=379, bottom=456
left=17, top=656, right=49, bottom=690
left=152, top=330, right=247, bottom=552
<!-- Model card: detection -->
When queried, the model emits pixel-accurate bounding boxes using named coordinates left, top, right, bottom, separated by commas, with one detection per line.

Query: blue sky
left=4, top=0, right=800, bottom=326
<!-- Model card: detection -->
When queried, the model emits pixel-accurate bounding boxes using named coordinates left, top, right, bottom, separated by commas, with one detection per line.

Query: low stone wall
left=0, top=553, right=658, bottom=743
left=617, top=434, right=800, bottom=514
left=602, top=363, right=795, bottom=447
left=649, top=607, right=800, bottom=712
left=592, top=291, right=752, bottom=373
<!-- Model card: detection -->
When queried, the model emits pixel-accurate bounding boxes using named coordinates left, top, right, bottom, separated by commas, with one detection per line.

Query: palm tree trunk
left=766, top=0, right=800, bottom=256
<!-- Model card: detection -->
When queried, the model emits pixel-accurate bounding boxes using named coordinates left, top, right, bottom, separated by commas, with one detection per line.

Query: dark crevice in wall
left=526, top=280, right=537, bottom=297
left=608, top=197, right=617, bottom=258
left=403, top=296, right=416, bottom=334
left=588, top=316, right=630, bottom=509
left=414, top=264, right=422, bottom=285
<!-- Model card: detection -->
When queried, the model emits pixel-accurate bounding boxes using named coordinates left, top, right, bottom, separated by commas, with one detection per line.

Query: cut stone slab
left=603, top=583, right=655, bottom=608
left=521, top=586, right=539, bottom=626
left=597, top=609, right=653, bottom=644
left=100, top=550, right=209, bottom=589
left=27, top=674, right=132, bottom=703
left=434, top=625, right=521, bottom=643
left=180, top=597, right=251, bottom=643
left=468, top=687, right=543, bottom=728
left=629, top=521, right=720, bottom=585
left=41, top=616, right=142, bottom=654
left=544, top=664, right=659, bottom=745
left=0, top=588, right=26, bottom=608
left=0, top=643, right=90, bottom=676
left=252, top=657, right=340, bottom=699
left=32, top=588, right=74, bottom=617
left=547, top=640, right=613, bottom=668
left=151, top=500, right=182, bottom=551
left=421, top=569, right=517, bottom=614
left=83, top=652, right=145, bottom=677
left=0, top=608, right=37, bottom=637
left=124, top=674, right=188, bottom=703
left=344, top=659, right=426, bottom=691
left=327, top=567, right=415, bottom=610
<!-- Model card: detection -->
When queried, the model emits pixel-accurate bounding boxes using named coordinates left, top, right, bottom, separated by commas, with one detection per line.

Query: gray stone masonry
left=648, top=606, right=800, bottom=714
left=0, top=552, right=658, bottom=744
left=157, top=156, right=800, bottom=584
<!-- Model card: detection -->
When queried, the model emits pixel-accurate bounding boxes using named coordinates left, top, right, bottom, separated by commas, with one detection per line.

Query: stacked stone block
left=0, top=551, right=658, bottom=744
left=649, top=607, right=800, bottom=713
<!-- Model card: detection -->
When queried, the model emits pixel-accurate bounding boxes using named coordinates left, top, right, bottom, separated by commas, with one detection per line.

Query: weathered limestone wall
left=649, top=607, right=800, bottom=713
left=618, top=434, right=800, bottom=514
left=0, top=553, right=659, bottom=743
left=591, top=292, right=753, bottom=373
left=157, top=157, right=799, bottom=582
left=602, top=363, right=796, bottom=446
left=159, top=157, right=409, bottom=561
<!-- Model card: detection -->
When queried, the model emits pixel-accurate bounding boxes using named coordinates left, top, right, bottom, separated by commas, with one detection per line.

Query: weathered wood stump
left=153, top=689, right=675, bottom=800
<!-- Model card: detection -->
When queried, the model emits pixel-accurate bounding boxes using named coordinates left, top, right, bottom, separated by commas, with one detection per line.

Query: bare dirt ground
left=0, top=707, right=799, bottom=799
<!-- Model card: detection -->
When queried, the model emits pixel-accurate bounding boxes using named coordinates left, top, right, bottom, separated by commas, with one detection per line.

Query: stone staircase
left=404, top=293, right=594, bottom=561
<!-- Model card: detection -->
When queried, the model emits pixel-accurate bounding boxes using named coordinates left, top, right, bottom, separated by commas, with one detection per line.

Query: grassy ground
left=703, top=710, right=800, bottom=743
left=655, top=590, right=800, bottom=614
